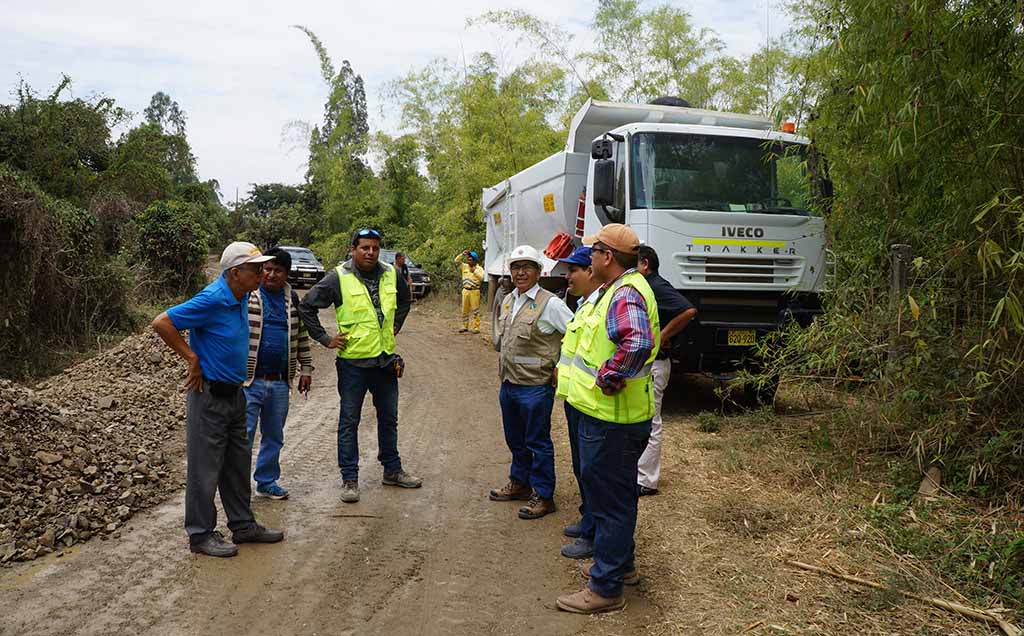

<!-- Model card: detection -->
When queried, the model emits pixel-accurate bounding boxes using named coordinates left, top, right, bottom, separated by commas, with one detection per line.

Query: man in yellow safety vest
left=556, top=224, right=660, bottom=615
left=454, top=249, right=485, bottom=333
left=554, top=246, right=603, bottom=561
left=299, top=229, right=421, bottom=504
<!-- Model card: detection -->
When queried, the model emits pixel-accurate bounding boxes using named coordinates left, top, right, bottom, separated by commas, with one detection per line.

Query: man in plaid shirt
left=557, top=224, right=659, bottom=614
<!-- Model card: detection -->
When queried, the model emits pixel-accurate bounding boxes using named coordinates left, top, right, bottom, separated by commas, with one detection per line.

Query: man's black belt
left=255, top=372, right=284, bottom=381
left=205, top=378, right=241, bottom=398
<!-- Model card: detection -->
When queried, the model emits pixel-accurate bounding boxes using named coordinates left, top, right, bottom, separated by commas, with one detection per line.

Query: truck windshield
left=629, top=132, right=812, bottom=215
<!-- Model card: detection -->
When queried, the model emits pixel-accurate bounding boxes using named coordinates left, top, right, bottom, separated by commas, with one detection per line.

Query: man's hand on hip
left=185, top=356, right=203, bottom=393
left=328, top=331, right=348, bottom=350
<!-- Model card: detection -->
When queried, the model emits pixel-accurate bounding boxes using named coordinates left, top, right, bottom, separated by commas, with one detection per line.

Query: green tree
left=0, top=76, right=126, bottom=205
left=144, top=91, right=187, bottom=137
left=294, top=25, right=374, bottom=235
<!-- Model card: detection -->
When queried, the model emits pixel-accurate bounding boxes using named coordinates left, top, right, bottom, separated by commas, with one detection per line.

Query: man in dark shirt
left=636, top=245, right=697, bottom=496
left=298, top=229, right=418, bottom=503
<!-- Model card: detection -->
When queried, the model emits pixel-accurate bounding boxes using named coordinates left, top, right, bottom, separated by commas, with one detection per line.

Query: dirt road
left=0, top=304, right=654, bottom=636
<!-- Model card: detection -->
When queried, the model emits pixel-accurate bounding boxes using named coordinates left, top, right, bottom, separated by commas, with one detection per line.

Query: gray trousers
left=185, top=382, right=255, bottom=538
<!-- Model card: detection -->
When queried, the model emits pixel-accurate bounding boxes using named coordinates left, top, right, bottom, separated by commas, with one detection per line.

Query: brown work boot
left=518, top=491, right=556, bottom=519
left=582, top=562, right=640, bottom=586
left=556, top=587, right=625, bottom=614
left=489, top=479, right=531, bottom=501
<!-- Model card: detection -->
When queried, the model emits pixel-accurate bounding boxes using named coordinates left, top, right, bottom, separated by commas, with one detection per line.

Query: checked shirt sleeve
left=596, top=286, right=654, bottom=390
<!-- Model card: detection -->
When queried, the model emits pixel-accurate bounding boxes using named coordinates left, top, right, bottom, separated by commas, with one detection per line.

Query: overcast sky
left=2, top=0, right=788, bottom=204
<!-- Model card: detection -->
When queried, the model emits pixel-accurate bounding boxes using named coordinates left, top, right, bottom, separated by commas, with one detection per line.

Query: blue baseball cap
left=558, top=246, right=592, bottom=267
left=468, top=251, right=479, bottom=260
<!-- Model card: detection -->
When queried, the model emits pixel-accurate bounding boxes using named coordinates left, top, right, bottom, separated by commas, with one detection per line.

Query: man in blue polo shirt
left=152, top=241, right=285, bottom=558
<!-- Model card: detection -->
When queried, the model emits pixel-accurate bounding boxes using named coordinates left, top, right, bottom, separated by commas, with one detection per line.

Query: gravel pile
left=0, top=332, right=188, bottom=563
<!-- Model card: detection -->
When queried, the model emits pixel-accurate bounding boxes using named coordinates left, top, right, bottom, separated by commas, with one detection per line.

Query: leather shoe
left=560, top=537, right=593, bottom=559
left=232, top=523, right=284, bottom=544
left=556, top=587, right=625, bottom=614
left=189, top=531, right=238, bottom=558
left=518, top=492, right=556, bottom=519
left=489, top=479, right=531, bottom=501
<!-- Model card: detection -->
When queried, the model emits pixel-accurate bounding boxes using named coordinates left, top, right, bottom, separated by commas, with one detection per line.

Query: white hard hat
left=508, top=245, right=543, bottom=267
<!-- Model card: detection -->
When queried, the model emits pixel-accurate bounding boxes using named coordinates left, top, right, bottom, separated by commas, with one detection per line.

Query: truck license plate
left=727, top=330, right=756, bottom=346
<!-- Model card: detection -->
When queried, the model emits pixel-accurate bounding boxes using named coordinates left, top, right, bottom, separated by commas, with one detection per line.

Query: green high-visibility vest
left=566, top=271, right=660, bottom=423
left=555, top=299, right=597, bottom=400
left=335, top=263, right=397, bottom=359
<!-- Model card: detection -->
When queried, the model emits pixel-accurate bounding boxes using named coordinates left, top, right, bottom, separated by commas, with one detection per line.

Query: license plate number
left=727, top=330, right=756, bottom=346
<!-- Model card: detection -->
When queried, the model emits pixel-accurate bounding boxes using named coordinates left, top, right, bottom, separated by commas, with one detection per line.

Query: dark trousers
left=499, top=382, right=556, bottom=500
left=336, top=358, right=402, bottom=482
left=564, top=402, right=594, bottom=539
left=578, top=412, right=651, bottom=598
left=185, top=382, right=255, bottom=539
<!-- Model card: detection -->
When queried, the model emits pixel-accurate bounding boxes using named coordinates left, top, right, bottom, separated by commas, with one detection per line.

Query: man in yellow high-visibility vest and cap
left=299, top=228, right=421, bottom=504
left=556, top=224, right=660, bottom=615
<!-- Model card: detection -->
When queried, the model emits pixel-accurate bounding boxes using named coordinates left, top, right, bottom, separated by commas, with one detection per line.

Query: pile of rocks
left=0, top=332, right=190, bottom=563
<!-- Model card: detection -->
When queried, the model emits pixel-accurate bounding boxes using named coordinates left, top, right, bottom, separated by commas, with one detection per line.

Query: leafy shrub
left=133, top=199, right=209, bottom=296
left=0, top=166, right=135, bottom=377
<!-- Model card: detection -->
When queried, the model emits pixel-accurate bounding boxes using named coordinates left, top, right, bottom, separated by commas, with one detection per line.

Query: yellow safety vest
left=460, top=263, right=485, bottom=290
left=335, top=263, right=397, bottom=359
left=555, top=300, right=597, bottom=400
left=566, top=271, right=660, bottom=423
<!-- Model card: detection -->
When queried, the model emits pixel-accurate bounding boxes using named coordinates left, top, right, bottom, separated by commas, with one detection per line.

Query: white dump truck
left=481, top=98, right=832, bottom=402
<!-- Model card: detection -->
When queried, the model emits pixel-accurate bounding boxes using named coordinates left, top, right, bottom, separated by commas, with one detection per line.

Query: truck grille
left=679, top=255, right=804, bottom=288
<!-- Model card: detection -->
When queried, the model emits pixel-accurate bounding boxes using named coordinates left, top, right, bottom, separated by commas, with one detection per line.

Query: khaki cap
left=219, top=241, right=274, bottom=271
left=582, top=223, right=640, bottom=254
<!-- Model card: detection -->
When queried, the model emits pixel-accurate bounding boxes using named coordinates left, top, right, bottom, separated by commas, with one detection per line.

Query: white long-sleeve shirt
left=509, top=284, right=573, bottom=334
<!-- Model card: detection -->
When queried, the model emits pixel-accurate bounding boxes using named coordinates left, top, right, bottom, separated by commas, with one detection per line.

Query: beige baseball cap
left=582, top=223, right=640, bottom=254
left=219, top=241, right=274, bottom=271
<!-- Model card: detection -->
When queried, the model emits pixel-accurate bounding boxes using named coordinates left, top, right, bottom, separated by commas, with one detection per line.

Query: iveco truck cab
left=482, top=99, right=831, bottom=401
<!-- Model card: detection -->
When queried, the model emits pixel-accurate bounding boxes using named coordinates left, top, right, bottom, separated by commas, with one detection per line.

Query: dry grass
left=556, top=374, right=1019, bottom=636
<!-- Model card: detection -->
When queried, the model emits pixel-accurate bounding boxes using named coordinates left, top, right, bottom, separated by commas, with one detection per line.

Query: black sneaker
left=189, top=531, right=238, bottom=557
left=638, top=486, right=659, bottom=497
left=232, top=523, right=284, bottom=544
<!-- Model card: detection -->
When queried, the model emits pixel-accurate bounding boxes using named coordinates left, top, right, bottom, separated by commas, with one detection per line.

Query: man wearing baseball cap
left=152, top=241, right=285, bottom=557
left=554, top=246, right=602, bottom=560
left=556, top=224, right=660, bottom=614
left=489, top=245, right=573, bottom=520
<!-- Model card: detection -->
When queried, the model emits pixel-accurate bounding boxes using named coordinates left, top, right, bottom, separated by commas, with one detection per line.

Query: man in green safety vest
left=554, top=246, right=603, bottom=561
left=299, top=229, right=421, bottom=504
left=556, top=224, right=660, bottom=614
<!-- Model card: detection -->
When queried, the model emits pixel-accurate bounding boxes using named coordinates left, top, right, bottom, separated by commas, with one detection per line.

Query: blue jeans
left=564, top=402, right=594, bottom=539
left=243, top=378, right=290, bottom=489
left=499, top=382, right=556, bottom=500
left=336, top=358, right=402, bottom=482
left=578, top=412, right=651, bottom=598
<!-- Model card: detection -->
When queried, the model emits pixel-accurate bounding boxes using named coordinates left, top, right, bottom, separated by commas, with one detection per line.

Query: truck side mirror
left=593, top=159, right=615, bottom=206
left=591, top=138, right=613, bottom=160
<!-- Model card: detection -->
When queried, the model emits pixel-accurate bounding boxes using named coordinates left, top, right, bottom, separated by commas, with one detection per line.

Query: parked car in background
left=279, top=245, right=325, bottom=289
left=379, top=249, right=432, bottom=299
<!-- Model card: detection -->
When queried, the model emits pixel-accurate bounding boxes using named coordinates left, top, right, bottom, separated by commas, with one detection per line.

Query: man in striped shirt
left=243, top=247, right=314, bottom=500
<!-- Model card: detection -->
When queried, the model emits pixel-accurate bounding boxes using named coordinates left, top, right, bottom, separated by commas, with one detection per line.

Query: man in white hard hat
left=152, top=241, right=285, bottom=557
left=489, top=245, right=574, bottom=520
